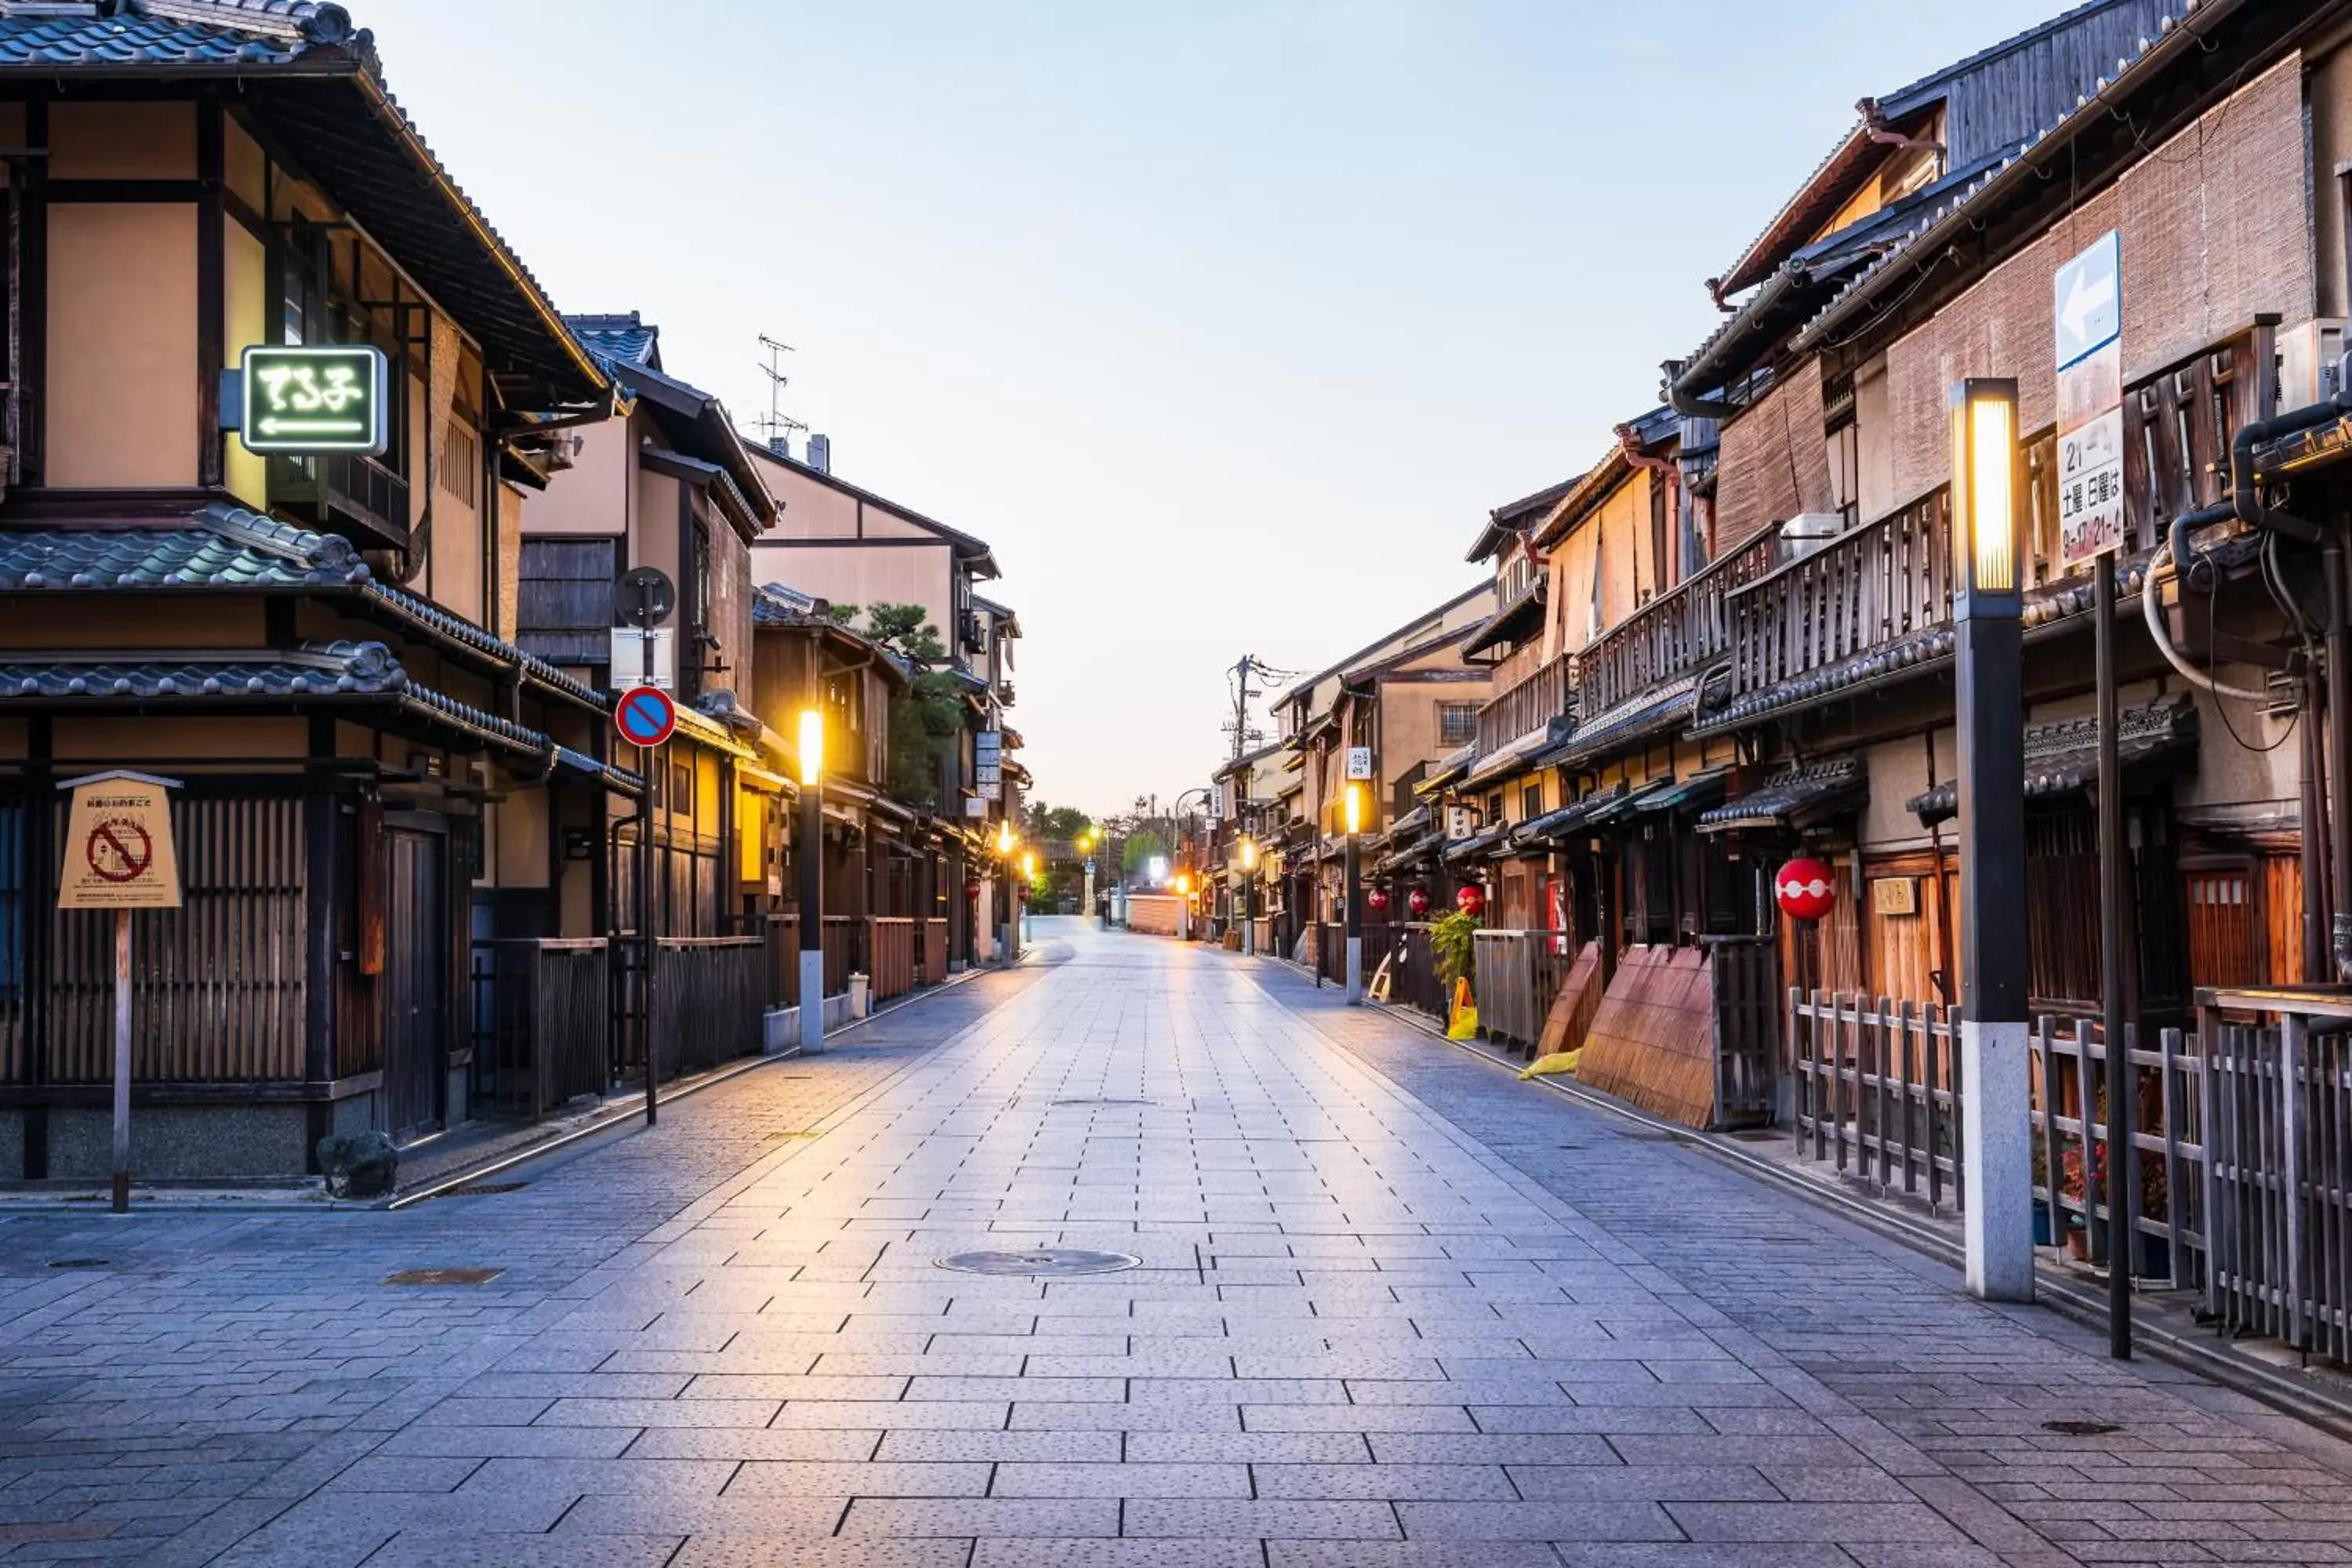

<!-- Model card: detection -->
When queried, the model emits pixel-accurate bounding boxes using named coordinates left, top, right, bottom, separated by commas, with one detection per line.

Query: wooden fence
left=920, top=918, right=949, bottom=985
left=652, top=936, right=764, bottom=1076
left=1789, top=993, right=2206, bottom=1290
left=869, top=917, right=916, bottom=1001
left=471, top=938, right=608, bottom=1117
left=821, top=916, right=862, bottom=996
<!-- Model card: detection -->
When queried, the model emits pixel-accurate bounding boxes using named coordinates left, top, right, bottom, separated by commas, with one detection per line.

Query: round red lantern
left=1774, top=856, right=1836, bottom=922
left=1406, top=888, right=1431, bottom=917
left=1367, top=887, right=1390, bottom=913
left=964, top=880, right=982, bottom=899
left=1454, top=884, right=1486, bottom=917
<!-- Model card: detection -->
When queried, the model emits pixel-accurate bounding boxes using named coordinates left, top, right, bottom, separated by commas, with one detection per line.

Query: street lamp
left=1239, top=833, right=1258, bottom=956
left=1174, top=871, right=1192, bottom=941
left=797, top=707, right=826, bottom=1056
left=996, top=818, right=1018, bottom=965
left=1022, top=850, right=1036, bottom=944
left=1344, top=782, right=1365, bottom=1004
left=1951, top=376, right=2031, bottom=1303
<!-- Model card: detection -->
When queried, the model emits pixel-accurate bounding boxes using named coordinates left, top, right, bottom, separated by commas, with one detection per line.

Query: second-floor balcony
left=1572, top=528, right=1779, bottom=719
left=1475, top=652, right=1573, bottom=757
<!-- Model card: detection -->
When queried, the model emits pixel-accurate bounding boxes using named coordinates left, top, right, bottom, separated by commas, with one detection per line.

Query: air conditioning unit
left=2277, top=318, right=2348, bottom=413
left=1776, top=512, right=1845, bottom=564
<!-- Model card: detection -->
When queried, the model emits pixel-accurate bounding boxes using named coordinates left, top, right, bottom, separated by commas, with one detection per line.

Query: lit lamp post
left=1952, top=376, right=2032, bottom=1302
left=1344, top=782, right=1364, bottom=1004
left=996, top=818, right=1018, bottom=964
left=797, top=708, right=826, bottom=1056
left=1174, top=872, right=1192, bottom=941
left=1239, top=835, right=1258, bottom=956
left=1021, top=851, right=1036, bottom=944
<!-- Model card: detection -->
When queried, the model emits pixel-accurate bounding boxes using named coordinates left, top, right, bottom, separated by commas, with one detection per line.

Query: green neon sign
left=237, top=345, right=387, bottom=456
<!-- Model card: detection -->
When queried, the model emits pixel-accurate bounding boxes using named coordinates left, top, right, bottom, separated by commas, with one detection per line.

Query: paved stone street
left=6, top=918, right=2352, bottom=1566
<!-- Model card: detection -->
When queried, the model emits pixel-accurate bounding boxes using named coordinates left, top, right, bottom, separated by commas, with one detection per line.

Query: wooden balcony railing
left=1718, top=321, right=2271, bottom=708
left=1722, top=486, right=1952, bottom=702
left=1573, top=532, right=1778, bottom=717
left=1475, top=652, right=1573, bottom=757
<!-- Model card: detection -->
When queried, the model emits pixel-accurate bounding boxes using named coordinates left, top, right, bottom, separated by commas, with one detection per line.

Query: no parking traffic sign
left=615, top=684, right=678, bottom=750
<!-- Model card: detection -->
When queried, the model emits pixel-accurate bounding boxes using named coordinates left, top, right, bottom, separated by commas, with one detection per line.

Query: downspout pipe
left=1617, top=423, right=1681, bottom=586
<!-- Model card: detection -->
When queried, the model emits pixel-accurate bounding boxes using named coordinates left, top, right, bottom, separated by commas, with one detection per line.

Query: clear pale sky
left=362, top=0, right=2067, bottom=820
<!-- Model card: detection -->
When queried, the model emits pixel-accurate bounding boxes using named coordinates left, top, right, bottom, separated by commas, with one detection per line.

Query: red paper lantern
left=1454, top=884, right=1486, bottom=917
left=1406, top=888, right=1431, bottom=917
left=1774, top=856, right=1837, bottom=922
left=964, top=880, right=982, bottom=899
left=1367, top=887, right=1390, bottom=913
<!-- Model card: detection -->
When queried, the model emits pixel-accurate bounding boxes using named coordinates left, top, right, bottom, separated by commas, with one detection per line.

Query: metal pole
left=639, top=597, right=658, bottom=1128
left=111, top=906, right=130, bottom=1214
left=1345, top=831, right=1363, bottom=1003
left=2096, top=551, right=2132, bottom=1356
left=1243, top=872, right=1256, bottom=956
left=2326, top=539, right=2352, bottom=979
left=1957, top=604, right=2032, bottom=1301
left=799, top=781, right=824, bottom=1054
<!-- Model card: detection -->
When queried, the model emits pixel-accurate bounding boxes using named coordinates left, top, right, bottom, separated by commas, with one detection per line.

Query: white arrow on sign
left=2059, top=270, right=2115, bottom=345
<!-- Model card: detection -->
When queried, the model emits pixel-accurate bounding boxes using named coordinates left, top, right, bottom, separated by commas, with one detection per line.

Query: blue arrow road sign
left=615, top=684, right=677, bottom=748
left=2053, top=230, right=2121, bottom=370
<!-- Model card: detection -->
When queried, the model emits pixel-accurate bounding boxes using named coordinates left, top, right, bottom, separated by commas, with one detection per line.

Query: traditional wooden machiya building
left=0, top=0, right=637, bottom=1174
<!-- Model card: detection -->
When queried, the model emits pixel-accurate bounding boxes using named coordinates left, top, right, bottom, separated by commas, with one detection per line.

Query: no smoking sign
left=86, top=817, right=155, bottom=883
left=58, top=774, right=180, bottom=909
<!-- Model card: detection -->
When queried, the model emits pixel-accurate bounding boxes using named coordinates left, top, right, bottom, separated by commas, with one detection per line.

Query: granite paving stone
left=9, top=921, right=2352, bottom=1565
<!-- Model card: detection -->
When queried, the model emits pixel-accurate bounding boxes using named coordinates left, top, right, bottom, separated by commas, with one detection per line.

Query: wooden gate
left=379, top=823, right=446, bottom=1140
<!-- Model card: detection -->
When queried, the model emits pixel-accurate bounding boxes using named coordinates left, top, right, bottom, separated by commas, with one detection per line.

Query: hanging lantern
left=1406, top=887, right=1431, bottom=917
left=1368, top=887, right=1390, bottom=913
left=1774, top=856, right=1836, bottom=922
left=1455, top=884, right=1486, bottom=917
left=964, top=880, right=982, bottom=899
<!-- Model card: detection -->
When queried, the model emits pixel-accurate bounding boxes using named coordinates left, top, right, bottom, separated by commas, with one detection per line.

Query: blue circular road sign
left=615, top=684, right=677, bottom=749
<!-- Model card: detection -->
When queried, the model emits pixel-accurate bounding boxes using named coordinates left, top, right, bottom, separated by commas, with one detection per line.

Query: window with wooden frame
left=1436, top=701, right=1477, bottom=748
left=441, top=416, right=478, bottom=508
left=1823, top=377, right=1860, bottom=530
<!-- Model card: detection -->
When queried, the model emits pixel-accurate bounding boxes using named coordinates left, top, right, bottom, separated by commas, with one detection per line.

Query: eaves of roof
left=601, top=359, right=775, bottom=527
left=0, top=637, right=622, bottom=771
left=1790, top=0, right=2279, bottom=360
left=1461, top=576, right=1545, bottom=660
left=1469, top=477, right=1579, bottom=564
left=1907, top=695, right=2198, bottom=824
left=1537, top=673, right=1705, bottom=774
left=1531, top=447, right=1634, bottom=551
left=1274, top=580, right=1494, bottom=710
left=0, top=504, right=603, bottom=713
left=0, top=5, right=612, bottom=407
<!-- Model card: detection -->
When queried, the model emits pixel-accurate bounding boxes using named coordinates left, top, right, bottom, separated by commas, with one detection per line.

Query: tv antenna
left=755, top=333, right=808, bottom=452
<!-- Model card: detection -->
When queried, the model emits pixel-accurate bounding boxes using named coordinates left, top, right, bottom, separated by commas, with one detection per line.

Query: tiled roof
left=0, top=2, right=313, bottom=67
left=0, top=511, right=368, bottom=590
left=1908, top=695, right=2198, bottom=825
left=1697, top=756, right=1867, bottom=835
left=0, top=637, right=553, bottom=756
left=1790, top=3, right=2224, bottom=356
left=564, top=311, right=660, bottom=371
left=0, top=503, right=604, bottom=709
left=752, top=582, right=822, bottom=626
left=1537, top=673, right=1705, bottom=774
left=1510, top=782, right=1628, bottom=849
left=0, top=3, right=609, bottom=405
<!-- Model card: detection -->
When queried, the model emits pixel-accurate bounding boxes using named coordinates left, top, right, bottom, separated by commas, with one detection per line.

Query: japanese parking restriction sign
left=615, top=684, right=679, bottom=750
left=58, top=771, right=180, bottom=910
left=2054, top=230, right=2125, bottom=571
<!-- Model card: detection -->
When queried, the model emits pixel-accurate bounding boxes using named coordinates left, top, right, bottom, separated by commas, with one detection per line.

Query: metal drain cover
left=936, top=1248, right=1142, bottom=1277
left=46, top=1258, right=107, bottom=1270
left=2042, top=1419, right=2122, bottom=1436
left=1051, top=1098, right=1154, bottom=1107
left=424, top=1182, right=528, bottom=1200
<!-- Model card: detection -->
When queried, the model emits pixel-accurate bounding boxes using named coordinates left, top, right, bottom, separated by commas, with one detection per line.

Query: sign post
left=2056, top=230, right=2134, bottom=1359
left=57, top=771, right=183, bottom=1213
left=616, top=566, right=676, bottom=1126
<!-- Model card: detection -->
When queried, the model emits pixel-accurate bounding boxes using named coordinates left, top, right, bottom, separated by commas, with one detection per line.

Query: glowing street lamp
left=1343, top=782, right=1366, bottom=1004
left=1238, top=834, right=1258, bottom=956
left=796, top=708, right=826, bottom=1056
left=1951, top=377, right=2031, bottom=1303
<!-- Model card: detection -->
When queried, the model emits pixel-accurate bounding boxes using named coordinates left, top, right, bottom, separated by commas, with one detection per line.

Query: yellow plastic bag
left=1446, top=978, right=1479, bottom=1040
left=1520, top=1050, right=1581, bottom=1080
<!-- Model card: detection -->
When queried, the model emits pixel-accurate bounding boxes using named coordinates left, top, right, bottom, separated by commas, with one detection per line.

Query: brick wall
left=1883, top=55, right=2313, bottom=508
left=1715, top=358, right=1830, bottom=550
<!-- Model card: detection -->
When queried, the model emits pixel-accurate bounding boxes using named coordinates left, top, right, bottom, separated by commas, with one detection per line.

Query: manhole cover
left=935, top=1248, right=1142, bottom=1277
left=423, top=1182, right=528, bottom=1200
left=2041, top=1419, right=2122, bottom=1436
left=46, top=1258, right=107, bottom=1270
left=1051, top=1098, right=1154, bottom=1107
left=383, top=1267, right=503, bottom=1287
